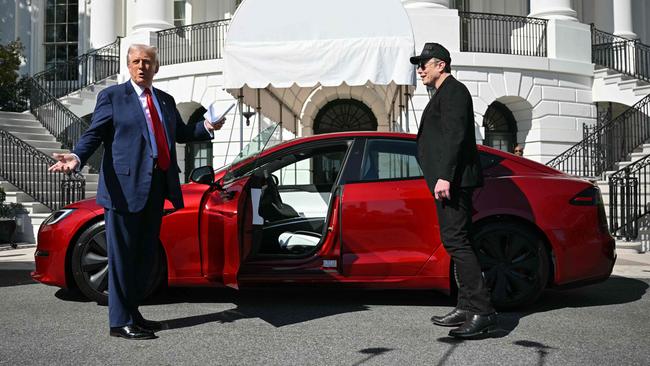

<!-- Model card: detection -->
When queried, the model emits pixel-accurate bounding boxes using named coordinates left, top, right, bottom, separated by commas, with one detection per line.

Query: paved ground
left=1, top=243, right=649, bottom=365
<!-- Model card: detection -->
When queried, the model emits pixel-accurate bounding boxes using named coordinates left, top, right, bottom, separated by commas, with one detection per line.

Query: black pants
left=435, top=187, right=494, bottom=314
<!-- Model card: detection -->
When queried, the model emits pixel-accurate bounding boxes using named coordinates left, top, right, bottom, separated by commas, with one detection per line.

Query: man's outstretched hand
left=49, top=153, right=79, bottom=174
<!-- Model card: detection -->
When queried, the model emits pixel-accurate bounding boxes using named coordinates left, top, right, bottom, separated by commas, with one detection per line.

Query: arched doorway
left=183, top=105, right=213, bottom=182
left=313, top=99, right=377, bottom=134
left=483, top=101, right=518, bottom=153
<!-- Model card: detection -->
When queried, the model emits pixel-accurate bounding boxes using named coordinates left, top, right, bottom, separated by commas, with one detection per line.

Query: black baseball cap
left=410, top=42, right=451, bottom=65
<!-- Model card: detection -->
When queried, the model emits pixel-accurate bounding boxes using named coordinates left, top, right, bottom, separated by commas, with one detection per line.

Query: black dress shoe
left=110, top=325, right=157, bottom=340
left=431, top=308, right=472, bottom=327
left=136, top=318, right=163, bottom=332
left=449, top=313, right=498, bottom=339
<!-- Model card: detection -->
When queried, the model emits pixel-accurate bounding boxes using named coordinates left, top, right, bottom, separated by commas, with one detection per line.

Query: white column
left=90, top=0, right=117, bottom=49
left=130, top=0, right=172, bottom=34
left=401, top=0, right=449, bottom=9
left=613, top=0, right=637, bottom=39
left=529, top=0, right=577, bottom=21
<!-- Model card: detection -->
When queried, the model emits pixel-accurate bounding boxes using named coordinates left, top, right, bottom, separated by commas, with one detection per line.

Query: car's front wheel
left=70, top=221, right=165, bottom=305
left=454, top=222, right=550, bottom=309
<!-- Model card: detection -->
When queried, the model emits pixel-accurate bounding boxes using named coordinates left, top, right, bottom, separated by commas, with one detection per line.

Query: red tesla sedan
left=32, top=128, right=616, bottom=309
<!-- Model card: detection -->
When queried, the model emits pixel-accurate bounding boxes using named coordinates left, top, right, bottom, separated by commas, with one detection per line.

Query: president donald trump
left=49, top=44, right=223, bottom=340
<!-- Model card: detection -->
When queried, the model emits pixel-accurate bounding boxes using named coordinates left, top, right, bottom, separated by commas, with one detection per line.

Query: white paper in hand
left=204, top=102, right=236, bottom=125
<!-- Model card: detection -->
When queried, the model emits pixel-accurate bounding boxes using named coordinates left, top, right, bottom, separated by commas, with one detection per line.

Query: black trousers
left=105, top=168, right=166, bottom=327
left=435, top=187, right=494, bottom=314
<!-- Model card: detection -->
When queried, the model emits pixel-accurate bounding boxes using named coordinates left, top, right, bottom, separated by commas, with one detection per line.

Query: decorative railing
left=32, top=38, right=120, bottom=100
left=592, top=26, right=650, bottom=82
left=547, top=94, right=650, bottom=177
left=608, top=153, right=650, bottom=241
left=459, top=12, right=547, bottom=57
left=0, top=128, right=85, bottom=210
left=26, top=79, right=103, bottom=173
left=157, top=19, right=230, bottom=66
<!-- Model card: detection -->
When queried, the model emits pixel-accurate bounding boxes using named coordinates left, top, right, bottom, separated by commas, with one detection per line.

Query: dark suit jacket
left=416, top=75, right=482, bottom=194
left=73, top=82, right=211, bottom=213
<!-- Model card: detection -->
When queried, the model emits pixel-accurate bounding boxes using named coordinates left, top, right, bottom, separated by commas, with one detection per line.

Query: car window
left=360, top=139, right=423, bottom=181
left=253, top=143, right=349, bottom=189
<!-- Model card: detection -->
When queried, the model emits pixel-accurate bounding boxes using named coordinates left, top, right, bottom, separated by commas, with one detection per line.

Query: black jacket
left=416, top=75, right=483, bottom=193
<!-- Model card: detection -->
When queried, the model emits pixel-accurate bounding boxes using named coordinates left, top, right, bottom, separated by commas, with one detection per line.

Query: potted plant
left=0, top=186, right=24, bottom=248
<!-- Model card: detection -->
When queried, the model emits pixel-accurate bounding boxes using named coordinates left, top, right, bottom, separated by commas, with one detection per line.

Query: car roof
left=256, top=131, right=565, bottom=176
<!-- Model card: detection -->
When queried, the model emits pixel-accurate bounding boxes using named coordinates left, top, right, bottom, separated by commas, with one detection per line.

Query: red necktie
left=144, top=88, right=170, bottom=171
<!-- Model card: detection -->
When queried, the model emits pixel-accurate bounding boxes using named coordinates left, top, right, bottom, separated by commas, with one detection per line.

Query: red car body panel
left=32, top=132, right=616, bottom=297
left=340, top=179, right=442, bottom=277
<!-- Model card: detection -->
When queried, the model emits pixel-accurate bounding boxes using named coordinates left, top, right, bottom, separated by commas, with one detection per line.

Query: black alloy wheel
left=71, top=221, right=165, bottom=305
left=468, top=222, right=549, bottom=309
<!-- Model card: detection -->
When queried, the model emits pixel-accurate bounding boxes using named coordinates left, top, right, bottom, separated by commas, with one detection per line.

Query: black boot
left=431, top=308, right=472, bottom=327
left=448, top=313, right=498, bottom=339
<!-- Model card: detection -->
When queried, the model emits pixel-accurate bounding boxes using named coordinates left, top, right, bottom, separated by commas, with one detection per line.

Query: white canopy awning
left=223, top=0, right=416, bottom=127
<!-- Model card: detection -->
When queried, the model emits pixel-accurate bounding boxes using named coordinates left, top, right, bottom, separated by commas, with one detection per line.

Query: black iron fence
left=547, top=94, right=650, bottom=177
left=26, top=79, right=103, bottom=173
left=32, top=38, right=121, bottom=100
left=0, top=129, right=85, bottom=210
left=157, top=19, right=230, bottom=66
left=592, top=26, right=650, bottom=82
left=608, top=154, right=650, bottom=240
left=459, top=12, right=547, bottom=57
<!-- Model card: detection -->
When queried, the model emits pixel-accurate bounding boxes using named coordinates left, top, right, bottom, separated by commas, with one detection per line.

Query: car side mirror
left=189, top=166, right=214, bottom=185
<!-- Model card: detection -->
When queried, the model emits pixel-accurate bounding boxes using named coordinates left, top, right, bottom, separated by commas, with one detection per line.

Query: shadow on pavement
left=150, top=287, right=455, bottom=329
left=0, top=269, right=36, bottom=287
left=495, top=276, right=648, bottom=337
left=48, top=275, right=647, bottom=332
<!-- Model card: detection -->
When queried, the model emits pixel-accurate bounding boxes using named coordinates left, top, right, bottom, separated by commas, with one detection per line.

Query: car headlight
left=42, top=209, right=76, bottom=226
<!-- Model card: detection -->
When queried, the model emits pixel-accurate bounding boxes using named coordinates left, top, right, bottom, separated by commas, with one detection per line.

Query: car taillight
left=569, top=186, right=601, bottom=206
left=570, top=186, right=610, bottom=233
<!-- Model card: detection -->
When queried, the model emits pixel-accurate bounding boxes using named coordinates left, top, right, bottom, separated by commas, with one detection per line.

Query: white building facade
left=2, top=0, right=650, bottom=173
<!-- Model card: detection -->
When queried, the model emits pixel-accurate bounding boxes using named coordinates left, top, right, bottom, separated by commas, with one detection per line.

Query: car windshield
left=222, top=123, right=282, bottom=181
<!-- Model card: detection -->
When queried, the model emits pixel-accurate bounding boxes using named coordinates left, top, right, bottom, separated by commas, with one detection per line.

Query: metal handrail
left=608, top=153, right=650, bottom=240
left=156, top=19, right=230, bottom=66
left=32, top=38, right=121, bottom=100
left=592, top=26, right=650, bottom=82
left=459, top=12, right=548, bottom=57
left=26, top=79, right=103, bottom=173
left=0, top=128, right=85, bottom=210
left=547, top=94, right=650, bottom=177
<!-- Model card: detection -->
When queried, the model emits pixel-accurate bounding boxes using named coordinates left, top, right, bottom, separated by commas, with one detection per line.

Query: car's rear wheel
left=454, top=222, right=549, bottom=309
left=70, top=221, right=165, bottom=305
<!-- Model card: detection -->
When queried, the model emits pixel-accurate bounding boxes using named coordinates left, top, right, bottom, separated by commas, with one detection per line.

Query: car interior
left=244, top=143, right=349, bottom=258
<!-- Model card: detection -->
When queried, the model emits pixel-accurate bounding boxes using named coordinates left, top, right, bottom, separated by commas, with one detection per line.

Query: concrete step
left=20, top=139, right=63, bottom=149
left=0, top=180, right=97, bottom=192
left=60, top=96, right=84, bottom=105
left=0, top=111, right=37, bottom=120
left=2, top=125, right=49, bottom=134
left=615, top=240, right=644, bottom=254
left=0, top=119, right=42, bottom=128
left=8, top=132, right=57, bottom=142
left=594, top=67, right=612, bottom=79
left=4, top=191, right=97, bottom=204
left=633, top=84, right=650, bottom=96
left=19, top=201, right=52, bottom=214
left=603, top=73, right=625, bottom=85
left=618, top=79, right=640, bottom=90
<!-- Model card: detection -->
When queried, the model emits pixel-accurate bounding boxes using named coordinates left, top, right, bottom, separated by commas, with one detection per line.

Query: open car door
left=197, top=124, right=282, bottom=288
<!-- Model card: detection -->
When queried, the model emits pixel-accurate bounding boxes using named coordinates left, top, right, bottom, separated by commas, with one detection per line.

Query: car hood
left=65, top=167, right=228, bottom=213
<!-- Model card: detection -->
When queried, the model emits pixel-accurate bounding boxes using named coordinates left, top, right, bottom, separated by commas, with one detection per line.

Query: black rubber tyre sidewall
left=70, top=221, right=165, bottom=305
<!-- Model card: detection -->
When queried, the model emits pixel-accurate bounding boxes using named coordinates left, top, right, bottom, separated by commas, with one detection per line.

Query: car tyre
left=474, top=222, right=549, bottom=309
left=452, top=222, right=549, bottom=310
left=70, top=221, right=165, bottom=305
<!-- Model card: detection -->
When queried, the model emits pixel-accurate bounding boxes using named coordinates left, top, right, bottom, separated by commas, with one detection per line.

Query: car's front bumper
left=31, top=208, right=99, bottom=288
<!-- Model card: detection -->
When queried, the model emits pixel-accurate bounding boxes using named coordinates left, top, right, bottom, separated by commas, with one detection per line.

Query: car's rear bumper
left=549, top=228, right=616, bottom=286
